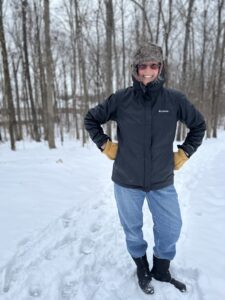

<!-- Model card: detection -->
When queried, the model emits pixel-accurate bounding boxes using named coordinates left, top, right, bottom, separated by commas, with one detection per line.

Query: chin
left=143, top=79, right=154, bottom=85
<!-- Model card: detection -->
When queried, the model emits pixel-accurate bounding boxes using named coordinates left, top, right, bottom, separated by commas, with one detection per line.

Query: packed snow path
left=0, top=133, right=224, bottom=300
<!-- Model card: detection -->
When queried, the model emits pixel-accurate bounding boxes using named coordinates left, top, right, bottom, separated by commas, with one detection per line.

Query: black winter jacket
left=84, top=78, right=206, bottom=191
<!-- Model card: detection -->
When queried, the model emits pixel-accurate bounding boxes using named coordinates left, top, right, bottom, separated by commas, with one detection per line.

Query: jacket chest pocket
left=153, top=110, right=176, bottom=133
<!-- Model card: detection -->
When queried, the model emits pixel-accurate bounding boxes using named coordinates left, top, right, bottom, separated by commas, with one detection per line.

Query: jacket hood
left=132, top=74, right=164, bottom=94
left=131, top=42, right=164, bottom=79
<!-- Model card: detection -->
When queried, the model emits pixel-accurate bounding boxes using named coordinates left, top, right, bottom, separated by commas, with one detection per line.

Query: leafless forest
left=0, top=0, right=224, bottom=150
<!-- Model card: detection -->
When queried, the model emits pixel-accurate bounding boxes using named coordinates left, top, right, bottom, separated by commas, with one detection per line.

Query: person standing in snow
left=84, top=42, right=206, bottom=295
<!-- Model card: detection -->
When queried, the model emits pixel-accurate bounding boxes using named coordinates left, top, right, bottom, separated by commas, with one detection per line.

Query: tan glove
left=174, top=148, right=189, bottom=170
left=102, top=140, right=118, bottom=160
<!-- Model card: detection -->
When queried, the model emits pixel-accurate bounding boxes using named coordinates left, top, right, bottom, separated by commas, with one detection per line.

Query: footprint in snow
left=44, top=249, right=56, bottom=260
left=90, top=222, right=102, bottom=233
left=61, top=217, right=72, bottom=228
left=92, top=204, right=100, bottom=210
left=79, top=238, right=95, bottom=255
left=195, top=211, right=203, bottom=216
left=92, top=199, right=106, bottom=210
left=28, top=284, right=42, bottom=297
left=27, top=272, right=43, bottom=298
left=60, top=278, right=78, bottom=300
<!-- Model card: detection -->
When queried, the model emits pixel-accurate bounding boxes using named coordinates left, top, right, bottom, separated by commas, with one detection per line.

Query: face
left=137, top=61, right=161, bottom=85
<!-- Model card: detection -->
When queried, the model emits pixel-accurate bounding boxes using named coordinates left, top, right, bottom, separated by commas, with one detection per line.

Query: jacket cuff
left=177, top=144, right=195, bottom=157
left=97, top=137, right=111, bottom=152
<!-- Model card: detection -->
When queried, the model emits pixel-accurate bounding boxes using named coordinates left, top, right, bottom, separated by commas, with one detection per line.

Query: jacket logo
left=158, top=110, right=169, bottom=113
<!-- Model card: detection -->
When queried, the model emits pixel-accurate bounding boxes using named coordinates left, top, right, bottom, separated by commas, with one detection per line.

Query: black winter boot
left=151, top=255, right=187, bottom=292
left=132, top=254, right=154, bottom=294
left=150, top=255, right=172, bottom=282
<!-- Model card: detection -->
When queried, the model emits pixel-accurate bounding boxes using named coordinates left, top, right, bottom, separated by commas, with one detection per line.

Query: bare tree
left=112, top=4, right=120, bottom=91
left=130, top=0, right=153, bottom=41
left=210, top=0, right=224, bottom=138
left=155, top=0, right=162, bottom=44
left=105, top=0, right=113, bottom=137
left=199, top=3, right=208, bottom=115
left=218, top=23, right=225, bottom=128
left=43, top=0, right=56, bottom=148
left=68, top=0, right=79, bottom=140
left=160, top=0, right=173, bottom=85
left=34, top=1, right=48, bottom=140
left=96, top=0, right=102, bottom=100
left=181, top=0, right=195, bottom=91
left=74, top=0, right=89, bottom=145
left=176, top=0, right=195, bottom=141
left=0, top=0, right=16, bottom=150
left=12, top=52, right=23, bottom=140
left=121, top=0, right=126, bottom=88
left=21, top=0, right=40, bottom=141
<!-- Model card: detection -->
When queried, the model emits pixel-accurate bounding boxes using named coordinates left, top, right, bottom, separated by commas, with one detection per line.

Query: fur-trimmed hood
left=131, top=42, right=164, bottom=80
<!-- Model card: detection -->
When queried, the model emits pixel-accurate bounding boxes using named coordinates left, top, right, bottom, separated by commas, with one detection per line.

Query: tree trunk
left=181, top=0, right=195, bottom=91
left=44, top=0, right=56, bottom=148
left=68, top=0, right=79, bottom=140
left=160, top=0, right=173, bottom=85
left=21, top=0, right=40, bottom=141
left=130, top=0, right=153, bottom=41
left=96, top=1, right=102, bottom=100
left=0, top=0, right=16, bottom=150
left=12, top=54, right=23, bottom=140
left=121, top=0, right=126, bottom=88
left=74, top=0, right=89, bottom=145
left=62, top=60, right=70, bottom=132
left=34, top=1, right=48, bottom=140
left=112, top=10, right=120, bottom=90
left=199, top=7, right=207, bottom=114
left=211, top=0, right=224, bottom=138
left=156, top=0, right=162, bottom=44
left=105, top=0, right=113, bottom=137
left=177, top=0, right=195, bottom=141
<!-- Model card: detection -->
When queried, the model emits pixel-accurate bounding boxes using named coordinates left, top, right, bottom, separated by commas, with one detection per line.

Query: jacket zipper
left=144, top=100, right=147, bottom=189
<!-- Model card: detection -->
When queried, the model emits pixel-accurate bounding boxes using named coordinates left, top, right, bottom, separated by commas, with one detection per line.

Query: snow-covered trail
left=0, top=134, right=225, bottom=300
left=176, top=137, right=225, bottom=300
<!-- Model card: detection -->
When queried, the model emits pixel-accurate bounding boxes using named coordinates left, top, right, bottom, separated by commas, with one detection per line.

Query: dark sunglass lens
left=138, top=64, right=147, bottom=70
left=150, top=63, right=160, bottom=70
left=137, top=63, right=161, bottom=70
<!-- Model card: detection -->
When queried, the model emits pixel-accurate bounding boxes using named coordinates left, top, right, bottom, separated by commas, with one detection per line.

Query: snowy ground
left=0, top=132, right=225, bottom=300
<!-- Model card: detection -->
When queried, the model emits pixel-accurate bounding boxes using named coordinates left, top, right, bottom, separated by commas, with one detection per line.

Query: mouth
left=143, top=75, right=154, bottom=78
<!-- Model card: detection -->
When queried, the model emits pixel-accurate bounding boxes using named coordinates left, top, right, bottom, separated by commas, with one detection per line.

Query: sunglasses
left=137, top=63, right=161, bottom=70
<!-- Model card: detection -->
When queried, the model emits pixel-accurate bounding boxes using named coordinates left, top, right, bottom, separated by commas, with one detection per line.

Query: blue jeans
left=114, top=183, right=182, bottom=260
